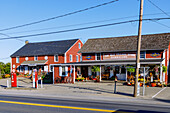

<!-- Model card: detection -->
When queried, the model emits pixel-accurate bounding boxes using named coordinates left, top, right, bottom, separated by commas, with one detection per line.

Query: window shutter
left=65, top=66, right=68, bottom=76
left=59, top=66, right=62, bottom=76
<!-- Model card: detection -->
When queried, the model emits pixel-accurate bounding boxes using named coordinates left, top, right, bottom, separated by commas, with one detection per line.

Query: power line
left=151, top=20, right=170, bottom=29
left=0, top=57, right=10, bottom=60
left=148, top=0, right=170, bottom=17
left=147, top=0, right=170, bottom=28
left=0, top=0, right=118, bottom=32
left=0, top=17, right=169, bottom=41
left=6, top=12, right=170, bottom=35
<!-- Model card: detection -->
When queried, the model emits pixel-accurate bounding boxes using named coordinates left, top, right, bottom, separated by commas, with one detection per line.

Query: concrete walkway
left=0, top=78, right=169, bottom=106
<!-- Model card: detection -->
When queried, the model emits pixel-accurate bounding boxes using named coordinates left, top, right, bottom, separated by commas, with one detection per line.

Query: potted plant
left=91, top=66, right=100, bottom=82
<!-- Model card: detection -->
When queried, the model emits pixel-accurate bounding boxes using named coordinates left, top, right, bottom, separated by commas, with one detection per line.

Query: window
left=34, top=56, right=38, bottom=61
left=16, top=56, right=19, bottom=63
left=78, top=42, right=81, bottom=49
left=54, top=54, right=58, bottom=62
left=96, top=53, right=101, bottom=60
left=62, top=67, right=65, bottom=75
left=140, top=52, right=145, bottom=59
left=70, top=54, right=72, bottom=62
left=50, top=66, right=53, bottom=72
left=80, top=55, right=82, bottom=62
left=76, top=55, right=78, bottom=62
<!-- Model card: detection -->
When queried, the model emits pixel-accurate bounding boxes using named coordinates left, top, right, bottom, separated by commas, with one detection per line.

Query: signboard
left=151, top=53, right=160, bottom=57
left=103, top=53, right=136, bottom=60
left=86, top=56, right=92, bottom=60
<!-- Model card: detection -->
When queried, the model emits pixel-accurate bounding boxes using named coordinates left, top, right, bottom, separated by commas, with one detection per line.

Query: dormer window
left=34, top=56, right=38, bottom=61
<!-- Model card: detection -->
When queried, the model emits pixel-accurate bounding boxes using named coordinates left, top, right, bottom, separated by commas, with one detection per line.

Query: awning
left=50, top=59, right=164, bottom=66
left=21, top=60, right=48, bottom=66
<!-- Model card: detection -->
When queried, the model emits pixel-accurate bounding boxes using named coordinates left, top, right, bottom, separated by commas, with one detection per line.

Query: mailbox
left=11, top=72, right=17, bottom=87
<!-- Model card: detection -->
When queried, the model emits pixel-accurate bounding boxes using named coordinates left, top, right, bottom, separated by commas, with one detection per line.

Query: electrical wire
left=148, top=0, right=170, bottom=17
left=6, top=12, right=170, bottom=35
left=0, top=0, right=118, bottom=32
left=0, top=17, right=169, bottom=41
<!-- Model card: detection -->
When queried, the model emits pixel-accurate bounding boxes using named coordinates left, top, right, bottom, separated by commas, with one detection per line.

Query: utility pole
left=134, top=0, right=144, bottom=97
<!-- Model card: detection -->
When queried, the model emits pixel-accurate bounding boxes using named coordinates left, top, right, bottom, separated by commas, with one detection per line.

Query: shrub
left=5, top=74, right=11, bottom=78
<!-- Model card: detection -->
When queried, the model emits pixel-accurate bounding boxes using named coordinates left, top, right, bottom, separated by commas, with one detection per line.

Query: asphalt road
left=0, top=95, right=169, bottom=113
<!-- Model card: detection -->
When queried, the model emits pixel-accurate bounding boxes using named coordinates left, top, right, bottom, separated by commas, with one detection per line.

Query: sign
left=151, top=53, right=160, bottom=57
left=103, top=53, right=136, bottom=60
left=86, top=56, right=92, bottom=60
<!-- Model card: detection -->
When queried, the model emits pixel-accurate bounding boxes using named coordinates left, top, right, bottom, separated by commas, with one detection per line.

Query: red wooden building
left=52, top=33, right=170, bottom=84
left=11, top=39, right=83, bottom=83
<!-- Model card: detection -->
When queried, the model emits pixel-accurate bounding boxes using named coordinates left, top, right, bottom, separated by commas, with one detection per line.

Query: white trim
left=64, top=53, right=66, bottom=63
left=10, top=58, right=12, bottom=73
left=54, top=54, right=59, bottom=62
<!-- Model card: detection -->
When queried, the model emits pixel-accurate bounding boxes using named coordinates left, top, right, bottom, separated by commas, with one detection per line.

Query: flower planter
left=151, top=83, right=156, bottom=87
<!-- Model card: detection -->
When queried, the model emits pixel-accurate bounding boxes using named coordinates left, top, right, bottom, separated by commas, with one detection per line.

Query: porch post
left=160, top=63, right=163, bottom=83
left=73, top=65, right=75, bottom=83
left=53, top=66, right=54, bottom=84
left=126, top=68, right=127, bottom=82
left=100, top=65, right=101, bottom=82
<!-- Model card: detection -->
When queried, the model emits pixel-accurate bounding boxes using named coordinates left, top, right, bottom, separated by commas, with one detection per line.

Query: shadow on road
left=154, top=98, right=170, bottom=104
left=55, top=84, right=133, bottom=97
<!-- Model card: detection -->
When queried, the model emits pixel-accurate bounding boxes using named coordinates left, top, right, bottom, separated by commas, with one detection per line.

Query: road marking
left=0, top=100, right=116, bottom=112
left=152, top=87, right=166, bottom=98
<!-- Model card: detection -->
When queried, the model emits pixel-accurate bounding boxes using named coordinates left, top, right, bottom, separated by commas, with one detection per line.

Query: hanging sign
left=86, top=56, right=92, bottom=60
left=103, top=53, right=136, bottom=60
left=151, top=53, right=160, bottom=57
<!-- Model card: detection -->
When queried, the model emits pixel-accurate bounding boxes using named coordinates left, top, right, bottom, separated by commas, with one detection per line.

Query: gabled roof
left=79, top=33, right=170, bottom=53
left=11, top=39, right=79, bottom=57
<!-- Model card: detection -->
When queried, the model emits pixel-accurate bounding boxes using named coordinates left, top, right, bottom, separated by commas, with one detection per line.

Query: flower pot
left=151, top=83, right=156, bottom=87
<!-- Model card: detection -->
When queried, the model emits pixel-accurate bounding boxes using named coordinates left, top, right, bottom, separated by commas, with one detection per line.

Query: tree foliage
left=0, top=62, right=11, bottom=75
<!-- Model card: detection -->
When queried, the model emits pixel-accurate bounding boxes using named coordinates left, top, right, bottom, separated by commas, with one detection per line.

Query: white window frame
left=140, top=51, right=146, bottom=59
left=95, top=53, right=101, bottom=61
left=78, top=42, right=81, bottom=49
left=80, top=55, right=82, bottom=62
left=34, top=56, right=38, bottom=61
left=16, top=56, right=19, bottom=63
left=54, top=54, right=59, bottom=62
left=76, top=55, right=78, bottom=62
left=70, top=54, right=73, bottom=62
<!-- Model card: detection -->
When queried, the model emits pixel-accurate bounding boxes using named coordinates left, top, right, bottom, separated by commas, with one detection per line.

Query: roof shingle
left=11, top=39, right=78, bottom=57
left=79, top=33, right=170, bottom=53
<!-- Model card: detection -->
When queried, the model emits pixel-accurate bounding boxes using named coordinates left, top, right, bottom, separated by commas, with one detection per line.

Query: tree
left=4, top=62, right=11, bottom=74
left=91, top=66, right=100, bottom=76
left=0, top=62, right=5, bottom=75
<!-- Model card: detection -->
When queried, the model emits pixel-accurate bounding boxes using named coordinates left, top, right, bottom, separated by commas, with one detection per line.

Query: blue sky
left=0, top=0, right=170, bottom=63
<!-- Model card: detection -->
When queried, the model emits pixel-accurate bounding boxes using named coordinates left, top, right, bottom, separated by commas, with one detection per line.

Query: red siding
left=66, top=39, right=83, bottom=63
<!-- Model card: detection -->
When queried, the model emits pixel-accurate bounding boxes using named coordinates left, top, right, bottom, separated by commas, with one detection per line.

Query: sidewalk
left=0, top=78, right=169, bottom=106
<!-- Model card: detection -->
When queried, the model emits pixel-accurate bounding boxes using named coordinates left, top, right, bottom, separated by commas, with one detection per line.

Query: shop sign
left=103, top=53, right=136, bottom=60
left=86, top=56, right=92, bottom=60
left=151, top=53, right=160, bottom=57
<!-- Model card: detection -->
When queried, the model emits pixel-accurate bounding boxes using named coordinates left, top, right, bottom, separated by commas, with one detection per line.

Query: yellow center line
left=0, top=100, right=116, bottom=112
